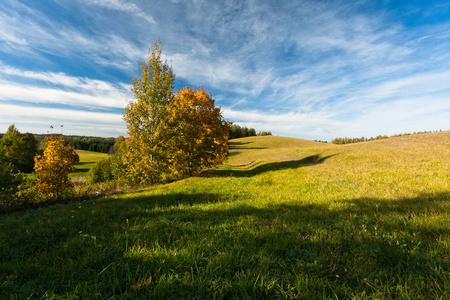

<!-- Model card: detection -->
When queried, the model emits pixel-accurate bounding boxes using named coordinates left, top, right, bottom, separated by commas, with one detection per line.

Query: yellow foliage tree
left=34, top=137, right=78, bottom=201
left=123, top=39, right=175, bottom=185
left=167, top=87, right=230, bottom=178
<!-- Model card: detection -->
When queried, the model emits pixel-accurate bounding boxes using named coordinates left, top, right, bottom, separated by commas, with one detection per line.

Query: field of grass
left=1, top=132, right=449, bottom=298
left=22, top=150, right=107, bottom=181
left=70, top=150, right=108, bottom=179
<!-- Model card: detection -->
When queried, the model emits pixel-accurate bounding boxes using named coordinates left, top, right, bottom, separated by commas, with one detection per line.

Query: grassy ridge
left=0, top=132, right=449, bottom=299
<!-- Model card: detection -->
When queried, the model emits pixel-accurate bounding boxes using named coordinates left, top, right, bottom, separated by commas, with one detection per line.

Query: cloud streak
left=0, top=103, right=125, bottom=137
left=0, top=64, right=132, bottom=110
left=84, top=0, right=156, bottom=24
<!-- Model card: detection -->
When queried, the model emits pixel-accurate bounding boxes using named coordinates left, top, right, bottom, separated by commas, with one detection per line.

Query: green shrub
left=0, top=160, right=24, bottom=212
left=87, top=156, right=114, bottom=183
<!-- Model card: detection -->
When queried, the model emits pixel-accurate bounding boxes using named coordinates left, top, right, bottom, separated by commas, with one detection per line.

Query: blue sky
left=1, top=0, right=449, bottom=140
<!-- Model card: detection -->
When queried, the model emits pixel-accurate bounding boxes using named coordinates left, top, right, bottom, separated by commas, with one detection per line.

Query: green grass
left=23, top=150, right=107, bottom=180
left=1, top=132, right=449, bottom=299
left=70, top=150, right=108, bottom=179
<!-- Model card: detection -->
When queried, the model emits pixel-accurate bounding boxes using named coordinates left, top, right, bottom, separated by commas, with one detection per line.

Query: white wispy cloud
left=0, top=103, right=125, bottom=137
left=337, top=70, right=450, bottom=110
left=0, top=64, right=127, bottom=93
left=84, top=0, right=156, bottom=24
left=0, top=81, right=128, bottom=109
left=0, top=64, right=132, bottom=109
left=0, top=0, right=146, bottom=71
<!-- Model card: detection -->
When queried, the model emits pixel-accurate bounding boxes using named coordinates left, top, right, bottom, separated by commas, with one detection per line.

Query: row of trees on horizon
left=228, top=124, right=272, bottom=139
left=331, top=130, right=445, bottom=144
left=0, top=132, right=116, bottom=154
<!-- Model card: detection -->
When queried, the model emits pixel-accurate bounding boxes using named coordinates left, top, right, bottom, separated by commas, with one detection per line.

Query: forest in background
left=0, top=132, right=115, bottom=153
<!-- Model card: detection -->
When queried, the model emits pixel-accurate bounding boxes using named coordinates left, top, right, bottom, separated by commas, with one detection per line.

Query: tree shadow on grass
left=123, top=190, right=449, bottom=235
left=201, top=154, right=335, bottom=178
left=116, top=191, right=449, bottom=298
left=229, top=146, right=267, bottom=150
left=2, top=190, right=448, bottom=299
left=122, top=192, right=225, bottom=211
left=72, top=168, right=90, bottom=173
left=227, top=151, right=241, bottom=157
left=229, top=141, right=267, bottom=150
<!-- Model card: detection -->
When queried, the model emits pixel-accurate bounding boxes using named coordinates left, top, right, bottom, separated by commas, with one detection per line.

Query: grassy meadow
left=0, top=132, right=449, bottom=299
left=23, top=150, right=107, bottom=181
left=70, top=150, right=108, bottom=179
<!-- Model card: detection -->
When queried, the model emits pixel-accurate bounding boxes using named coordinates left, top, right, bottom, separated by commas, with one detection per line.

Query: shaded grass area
left=202, top=154, right=336, bottom=177
left=0, top=132, right=449, bottom=299
left=0, top=190, right=448, bottom=299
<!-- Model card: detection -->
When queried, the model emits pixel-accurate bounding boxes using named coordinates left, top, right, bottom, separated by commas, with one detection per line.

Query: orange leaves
left=122, top=40, right=229, bottom=184
left=144, top=277, right=152, bottom=286
left=167, top=87, right=230, bottom=178
left=130, top=277, right=152, bottom=291
left=34, top=137, right=78, bottom=201
left=123, top=85, right=229, bottom=182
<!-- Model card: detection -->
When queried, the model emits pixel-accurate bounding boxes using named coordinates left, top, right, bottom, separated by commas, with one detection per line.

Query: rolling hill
left=0, top=131, right=449, bottom=299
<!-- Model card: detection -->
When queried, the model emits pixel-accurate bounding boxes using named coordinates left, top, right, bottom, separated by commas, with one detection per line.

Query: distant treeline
left=65, top=136, right=115, bottom=153
left=33, top=135, right=115, bottom=153
left=0, top=133, right=116, bottom=153
left=331, top=130, right=445, bottom=145
left=229, top=124, right=272, bottom=139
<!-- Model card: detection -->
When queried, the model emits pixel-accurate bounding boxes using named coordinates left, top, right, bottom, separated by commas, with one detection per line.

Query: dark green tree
left=228, top=124, right=257, bottom=139
left=0, top=159, right=24, bottom=211
left=0, top=125, right=38, bottom=173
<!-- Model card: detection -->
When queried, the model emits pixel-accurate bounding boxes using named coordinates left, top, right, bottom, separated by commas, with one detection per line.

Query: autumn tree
left=123, top=39, right=175, bottom=185
left=0, top=124, right=38, bottom=173
left=34, top=137, right=78, bottom=201
left=167, top=87, right=230, bottom=178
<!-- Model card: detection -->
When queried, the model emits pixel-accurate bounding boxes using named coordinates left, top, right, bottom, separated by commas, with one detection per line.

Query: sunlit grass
left=70, top=150, right=108, bottom=178
left=1, top=131, right=449, bottom=299
left=23, top=150, right=106, bottom=180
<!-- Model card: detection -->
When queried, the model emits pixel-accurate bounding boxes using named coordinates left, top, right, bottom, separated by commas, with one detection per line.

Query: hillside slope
left=0, top=131, right=449, bottom=299
left=216, top=131, right=449, bottom=200
left=226, top=135, right=331, bottom=167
